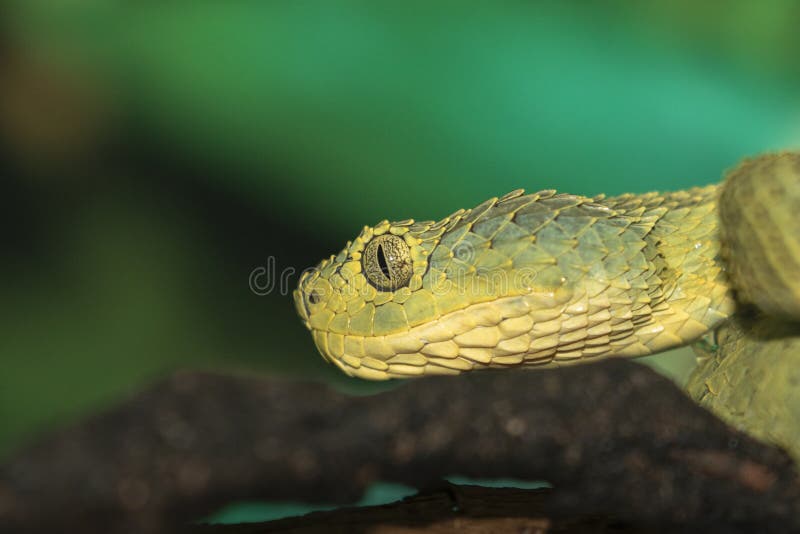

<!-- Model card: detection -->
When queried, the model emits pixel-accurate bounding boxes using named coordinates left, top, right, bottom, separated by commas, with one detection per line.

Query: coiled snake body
left=295, top=152, right=800, bottom=456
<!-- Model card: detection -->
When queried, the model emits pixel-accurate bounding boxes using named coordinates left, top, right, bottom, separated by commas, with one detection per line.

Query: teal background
left=2, top=0, right=799, bottom=521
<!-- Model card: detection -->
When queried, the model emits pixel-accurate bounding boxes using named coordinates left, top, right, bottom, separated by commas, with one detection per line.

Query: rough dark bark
left=194, top=483, right=687, bottom=533
left=187, top=485, right=635, bottom=534
left=1, top=360, right=799, bottom=533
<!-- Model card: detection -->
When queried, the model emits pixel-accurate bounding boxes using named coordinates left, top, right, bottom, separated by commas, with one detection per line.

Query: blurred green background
left=2, top=0, right=799, bottom=469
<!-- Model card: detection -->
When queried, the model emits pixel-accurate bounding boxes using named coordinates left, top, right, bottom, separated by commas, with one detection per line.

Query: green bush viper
left=294, top=152, right=800, bottom=458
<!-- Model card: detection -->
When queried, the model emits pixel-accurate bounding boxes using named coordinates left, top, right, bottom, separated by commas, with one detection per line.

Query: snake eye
left=362, top=234, right=412, bottom=291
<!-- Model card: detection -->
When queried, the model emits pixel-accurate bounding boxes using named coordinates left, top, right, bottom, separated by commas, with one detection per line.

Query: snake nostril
left=308, top=290, right=321, bottom=305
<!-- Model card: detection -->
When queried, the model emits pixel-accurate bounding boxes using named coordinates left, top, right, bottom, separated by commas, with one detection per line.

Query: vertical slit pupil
left=376, top=244, right=391, bottom=279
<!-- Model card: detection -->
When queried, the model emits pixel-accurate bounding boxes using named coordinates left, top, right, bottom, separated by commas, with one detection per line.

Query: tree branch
left=1, top=360, right=798, bottom=533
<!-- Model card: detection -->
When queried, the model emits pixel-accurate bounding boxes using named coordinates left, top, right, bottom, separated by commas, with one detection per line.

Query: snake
left=295, top=152, right=797, bottom=379
left=295, top=151, right=800, bottom=456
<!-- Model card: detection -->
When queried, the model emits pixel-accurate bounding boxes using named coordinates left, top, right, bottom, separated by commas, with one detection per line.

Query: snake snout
left=294, top=268, right=335, bottom=332
left=292, top=289, right=310, bottom=326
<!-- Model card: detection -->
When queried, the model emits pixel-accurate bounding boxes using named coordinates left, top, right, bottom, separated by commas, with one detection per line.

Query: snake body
left=687, top=316, right=800, bottom=462
left=295, top=183, right=738, bottom=380
left=718, top=154, right=800, bottom=318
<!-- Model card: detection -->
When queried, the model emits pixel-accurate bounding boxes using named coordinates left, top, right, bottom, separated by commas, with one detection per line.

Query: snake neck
left=602, top=184, right=736, bottom=356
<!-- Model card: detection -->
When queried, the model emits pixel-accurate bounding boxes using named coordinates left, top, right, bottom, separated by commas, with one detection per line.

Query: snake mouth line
left=304, top=291, right=613, bottom=381
left=305, top=279, right=733, bottom=381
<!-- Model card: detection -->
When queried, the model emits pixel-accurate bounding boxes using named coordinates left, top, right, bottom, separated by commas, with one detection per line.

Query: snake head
left=294, top=190, right=590, bottom=381
left=295, top=186, right=737, bottom=381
